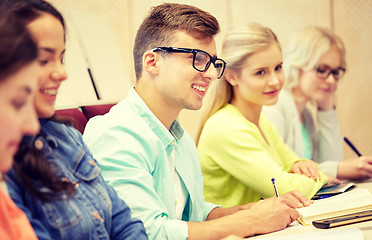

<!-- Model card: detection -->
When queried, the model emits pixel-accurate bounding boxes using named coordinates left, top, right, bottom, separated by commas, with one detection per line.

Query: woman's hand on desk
left=337, top=156, right=372, bottom=180
left=290, top=159, right=321, bottom=181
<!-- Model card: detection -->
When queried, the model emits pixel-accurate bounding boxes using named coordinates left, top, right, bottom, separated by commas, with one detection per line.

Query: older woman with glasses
left=263, top=26, right=372, bottom=180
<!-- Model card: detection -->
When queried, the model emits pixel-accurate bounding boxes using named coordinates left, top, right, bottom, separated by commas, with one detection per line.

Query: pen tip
left=271, top=178, right=275, bottom=182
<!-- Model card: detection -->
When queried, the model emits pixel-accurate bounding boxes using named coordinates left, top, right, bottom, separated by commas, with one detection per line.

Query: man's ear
left=224, top=69, right=238, bottom=87
left=143, top=51, right=159, bottom=76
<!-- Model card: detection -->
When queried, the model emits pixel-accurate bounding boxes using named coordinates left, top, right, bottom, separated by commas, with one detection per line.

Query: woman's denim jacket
left=6, top=119, right=148, bottom=240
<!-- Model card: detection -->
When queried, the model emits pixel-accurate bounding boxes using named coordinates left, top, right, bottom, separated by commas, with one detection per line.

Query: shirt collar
left=127, top=87, right=184, bottom=146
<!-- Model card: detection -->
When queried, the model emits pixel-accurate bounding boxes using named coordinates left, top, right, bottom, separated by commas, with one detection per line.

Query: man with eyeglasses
left=84, top=3, right=310, bottom=240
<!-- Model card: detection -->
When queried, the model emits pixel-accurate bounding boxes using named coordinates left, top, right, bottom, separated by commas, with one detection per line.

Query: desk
left=251, top=179, right=372, bottom=239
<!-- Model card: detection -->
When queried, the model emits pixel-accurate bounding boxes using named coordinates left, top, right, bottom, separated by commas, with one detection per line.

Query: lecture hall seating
left=55, top=103, right=115, bottom=134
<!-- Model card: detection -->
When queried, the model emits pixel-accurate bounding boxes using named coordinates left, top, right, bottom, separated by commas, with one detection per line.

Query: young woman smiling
left=5, top=1, right=148, bottom=239
left=197, top=23, right=330, bottom=207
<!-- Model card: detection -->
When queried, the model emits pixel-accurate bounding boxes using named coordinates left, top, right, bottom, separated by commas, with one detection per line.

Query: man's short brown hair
left=133, top=3, right=220, bottom=80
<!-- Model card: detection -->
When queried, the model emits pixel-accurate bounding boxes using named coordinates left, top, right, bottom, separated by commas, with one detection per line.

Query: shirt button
left=89, top=160, right=96, bottom=166
left=61, top=177, right=69, bottom=182
left=73, top=181, right=79, bottom=188
left=93, top=211, right=100, bottom=219
left=93, top=211, right=104, bottom=222
left=34, top=139, right=44, bottom=150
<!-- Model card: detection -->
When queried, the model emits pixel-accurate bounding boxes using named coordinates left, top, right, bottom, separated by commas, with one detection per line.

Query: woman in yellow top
left=197, top=23, right=330, bottom=207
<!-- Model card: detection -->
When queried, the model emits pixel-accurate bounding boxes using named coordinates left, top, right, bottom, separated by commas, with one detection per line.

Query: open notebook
left=297, top=188, right=372, bottom=225
left=256, top=228, right=364, bottom=240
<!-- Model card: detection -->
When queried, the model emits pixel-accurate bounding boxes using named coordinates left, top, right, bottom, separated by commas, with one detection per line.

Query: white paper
left=260, top=228, right=364, bottom=240
left=298, top=188, right=372, bottom=217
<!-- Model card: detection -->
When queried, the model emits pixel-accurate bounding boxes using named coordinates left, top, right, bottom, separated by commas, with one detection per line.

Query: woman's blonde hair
left=196, top=23, right=280, bottom=144
left=284, top=26, right=346, bottom=91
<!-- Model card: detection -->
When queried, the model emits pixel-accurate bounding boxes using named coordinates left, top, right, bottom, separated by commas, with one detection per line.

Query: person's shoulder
left=202, top=106, right=229, bottom=135
left=39, top=120, right=85, bottom=152
left=85, top=99, right=141, bottom=132
left=42, top=119, right=78, bottom=137
left=202, top=105, right=254, bottom=139
left=83, top=100, right=157, bottom=152
left=206, top=104, right=242, bottom=125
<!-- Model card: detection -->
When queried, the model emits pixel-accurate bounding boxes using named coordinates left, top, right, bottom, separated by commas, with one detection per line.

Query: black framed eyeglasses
left=151, top=47, right=226, bottom=79
left=314, top=65, right=346, bottom=81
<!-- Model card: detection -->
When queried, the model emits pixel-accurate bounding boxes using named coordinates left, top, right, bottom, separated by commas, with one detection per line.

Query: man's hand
left=232, top=190, right=312, bottom=236
left=189, top=191, right=311, bottom=239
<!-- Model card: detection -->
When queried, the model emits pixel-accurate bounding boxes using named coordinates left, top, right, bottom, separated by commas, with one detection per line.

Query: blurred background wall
left=48, top=0, right=372, bottom=160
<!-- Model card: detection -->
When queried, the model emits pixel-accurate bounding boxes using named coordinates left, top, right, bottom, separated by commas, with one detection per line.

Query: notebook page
left=298, top=188, right=372, bottom=217
left=257, top=228, right=364, bottom=240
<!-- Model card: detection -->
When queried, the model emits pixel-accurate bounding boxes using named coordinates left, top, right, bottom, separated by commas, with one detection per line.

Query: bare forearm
left=187, top=213, right=254, bottom=240
left=206, top=204, right=253, bottom=220
left=187, top=203, right=269, bottom=239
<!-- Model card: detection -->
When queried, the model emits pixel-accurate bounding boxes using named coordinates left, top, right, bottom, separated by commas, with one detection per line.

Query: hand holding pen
left=271, top=178, right=313, bottom=207
left=338, top=137, right=372, bottom=179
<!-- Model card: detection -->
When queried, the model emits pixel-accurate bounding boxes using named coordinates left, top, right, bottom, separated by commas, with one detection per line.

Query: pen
left=271, top=178, right=279, bottom=197
left=344, top=137, right=362, bottom=157
left=312, top=194, right=333, bottom=200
